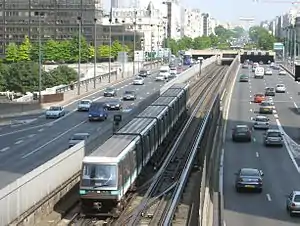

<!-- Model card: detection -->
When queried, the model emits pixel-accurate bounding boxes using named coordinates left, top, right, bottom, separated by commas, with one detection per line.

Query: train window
left=118, top=164, right=123, bottom=193
left=135, top=141, right=143, bottom=172
left=149, top=126, right=155, bottom=154
left=123, top=154, right=131, bottom=183
left=153, top=123, right=158, bottom=149
left=163, top=113, right=167, bottom=138
left=131, top=147, right=137, bottom=173
left=144, top=133, right=150, bottom=162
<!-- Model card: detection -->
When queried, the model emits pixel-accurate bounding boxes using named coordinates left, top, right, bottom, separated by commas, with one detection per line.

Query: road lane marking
left=273, top=110, right=277, bottom=114
left=15, top=140, right=23, bottom=144
left=290, top=96, right=293, bottom=99
left=266, top=194, right=272, bottom=201
left=275, top=118, right=300, bottom=173
left=0, top=147, right=10, bottom=152
left=28, top=134, right=36, bottom=138
left=219, top=148, right=225, bottom=195
left=250, top=95, right=252, bottom=98
left=249, top=109, right=253, bottom=112
left=249, top=90, right=252, bottom=93
left=256, top=152, right=259, bottom=157
left=253, top=137, right=256, bottom=142
left=38, top=128, right=44, bottom=132
left=293, top=102, right=299, bottom=110
left=21, top=120, right=86, bottom=159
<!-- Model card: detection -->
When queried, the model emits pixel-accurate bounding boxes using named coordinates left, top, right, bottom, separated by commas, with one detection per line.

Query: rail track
left=64, top=65, right=228, bottom=226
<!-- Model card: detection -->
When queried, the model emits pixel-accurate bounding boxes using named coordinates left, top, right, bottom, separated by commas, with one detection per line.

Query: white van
left=156, top=65, right=170, bottom=81
left=254, top=67, right=264, bottom=79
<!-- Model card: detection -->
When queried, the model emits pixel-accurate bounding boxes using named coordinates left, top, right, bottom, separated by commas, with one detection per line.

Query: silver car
left=123, top=90, right=136, bottom=100
left=286, top=190, right=300, bottom=216
left=69, top=133, right=90, bottom=148
left=264, top=129, right=284, bottom=146
left=77, top=99, right=92, bottom=111
left=45, top=106, right=65, bottom=119
left=253, top=115, right=270, bottom=129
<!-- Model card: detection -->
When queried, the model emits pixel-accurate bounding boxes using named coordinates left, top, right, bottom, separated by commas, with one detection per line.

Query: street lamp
left=108, top=15, right=112, bottom=83
left=150, top=24, right=153, bottom=68
left=122, top=19, right=125, bottom=79
left=77, top=16, right=82, bottom=95
left=198, top=57, right=204, bottom=76
left=93, top=18, right=97, bottom=89
left=137, top=52, right=140, bottom=72
left=133, top=10, right=137, bottom=75
left=38, top=12, right=44, bottom=103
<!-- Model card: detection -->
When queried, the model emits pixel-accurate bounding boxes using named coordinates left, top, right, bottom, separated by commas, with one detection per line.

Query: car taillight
left=238, top=178, right=243, bottom=182
left=292, top=203, right=296, bottom=207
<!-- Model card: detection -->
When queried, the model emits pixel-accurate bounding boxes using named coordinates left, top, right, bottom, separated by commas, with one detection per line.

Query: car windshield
left=140, top=70, right=146, bottom=73
left=80, top=100, right=90, bottom=105
left=160, top=70, right=168, bottom=73
left=266, top=88, right=275, bottom=91
left=277, top=84, right=284, bottom=87
left=261, top=102, right=272, bottom=106
left=255, top=117, right=268, bottom=122
left=108, top=99, right=120, bottom=104
left=236, top=126, right=248, bottom=132
left=125, top=91, right=134, bottom=94
left=49, top=106, right=60, bottom=111
left=81, top=163, right=117, bottom=188
left=240, top=74, right=247, bottom=77
left=71, top=134, right=87, bottom=140
left=135, top=77, right=142, bottom=80
left=267, top=132, right=281, bottom=137
left=105, top=88, right=114, bottom=92
left=240, top=169, right=259, bottom=177
left=294, top=195, right=300, bottom=202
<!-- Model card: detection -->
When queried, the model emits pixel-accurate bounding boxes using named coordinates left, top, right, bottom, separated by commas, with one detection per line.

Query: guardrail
left=56, top=60, right=161, bottom=93
left=160, top=56, right=217, bottom=94
left=0, top=57, right=217, bottom=226
left=280, top=63, right=294, bottom=77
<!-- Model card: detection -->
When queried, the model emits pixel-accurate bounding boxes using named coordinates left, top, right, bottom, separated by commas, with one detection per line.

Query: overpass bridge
left=190, top=49, right=275, bottom=64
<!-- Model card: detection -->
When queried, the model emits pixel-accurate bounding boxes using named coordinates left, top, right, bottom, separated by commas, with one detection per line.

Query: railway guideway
left=240, top=50, right=275, bottom=64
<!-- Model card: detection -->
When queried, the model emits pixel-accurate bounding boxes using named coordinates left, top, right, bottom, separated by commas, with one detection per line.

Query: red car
left=254, top=93, right=266, bottom=103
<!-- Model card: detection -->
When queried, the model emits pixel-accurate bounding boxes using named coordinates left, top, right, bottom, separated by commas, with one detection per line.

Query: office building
left=0, top=0, right=103, bottom=54
left=183, top=9, right=202, bottom=38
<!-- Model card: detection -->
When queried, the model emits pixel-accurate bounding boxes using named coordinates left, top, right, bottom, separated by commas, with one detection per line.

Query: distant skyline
left=102, top=0, right=294, bottom=24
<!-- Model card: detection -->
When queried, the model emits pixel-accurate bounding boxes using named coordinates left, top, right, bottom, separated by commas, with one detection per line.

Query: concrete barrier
left=0, top=102, right=42, bottom=116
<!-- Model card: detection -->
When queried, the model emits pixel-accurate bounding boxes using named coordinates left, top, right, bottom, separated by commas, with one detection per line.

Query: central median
left=0, top=56, right=218, bottom=226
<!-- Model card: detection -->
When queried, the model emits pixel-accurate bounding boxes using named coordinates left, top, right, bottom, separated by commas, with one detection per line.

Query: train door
left=135, top=140, right=143, bottom=173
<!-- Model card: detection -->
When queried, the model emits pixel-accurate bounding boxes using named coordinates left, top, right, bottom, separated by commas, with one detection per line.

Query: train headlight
left=79, top=189, right=86, bottom=195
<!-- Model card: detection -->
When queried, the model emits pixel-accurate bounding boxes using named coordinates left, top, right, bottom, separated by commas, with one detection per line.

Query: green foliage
left=18, top=36, right=32, bottom=61
left=111, top=40, right=123, bottom=58
left=214, top=25, right=234, bottom=40
left=5, top=43, right=19, bottom=63
left=232, top=26, right=245, bottom=38
left=249, top=26, right=276, bottom=50
left=98, top=45, right=110, bottom=58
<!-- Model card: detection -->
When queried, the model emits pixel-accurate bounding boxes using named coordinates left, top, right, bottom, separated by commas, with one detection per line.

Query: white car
left=279, top=70, right=287, bottom=75
left=275, top=84, right=286, bottom=93
left=133, top=77, right=144, bottom=85
left=45, top=106, right=65, bottom=119
left=170, top=68, right=177, bottom=74
left=265, top=69, right=272, bottom=75
left=253, top=115, right=270, bottom=129
left=155, top=75, right=165, bottom=81
left=77, top=99, right=92, bottom=111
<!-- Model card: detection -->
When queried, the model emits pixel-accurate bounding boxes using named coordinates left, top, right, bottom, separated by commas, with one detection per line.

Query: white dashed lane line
left=15, top=140, right=23, bottom=145
left=256, top=152, right=259, bottom=158
left=38, top=128, right=44, bottom=132
left=0, top=147, right=10, bottom=152
left=28, top=134, right=36, bottom=138
left=266, top=194, right=272, bottom=202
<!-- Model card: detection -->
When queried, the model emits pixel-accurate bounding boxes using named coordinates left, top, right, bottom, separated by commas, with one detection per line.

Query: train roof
left=116, top=117, right=156, bottom=136
left=136, top=105, right=169, bottom=119
left=84, top=134, right=138, bottom=162
left=161, top=88, right=185, bottom=97
left=151, top=96, right=177, bottom=107
left=168, top=83, right=189, bottom=90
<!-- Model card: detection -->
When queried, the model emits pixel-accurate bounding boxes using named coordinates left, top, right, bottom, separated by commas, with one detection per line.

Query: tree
left=5, top=43, right=19, bottom=63
left=0, top=64, right=9, bottom=91
left=111, top=40, right=123, bottom=58
left=69, top=35, right=91, bottom=62
left=30, top=43, right=40, bottom=62
left=18, top=36, right=32, bottom=61
left=59, top=40, right=72, bottom=63
left=209, top=34, right=219, bottom=47
left=249, top=26, right=276, bottom=50
left=98, top=45, right=110, bottom=58
left=47, top=65, right=77, bottom=86
left=232, top=26, right=245, bottom=38
left=44, top=39, right=60, bottom=61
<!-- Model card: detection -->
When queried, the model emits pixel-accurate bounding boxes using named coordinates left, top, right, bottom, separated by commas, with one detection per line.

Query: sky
left=103, top=0, right=294, bottom=24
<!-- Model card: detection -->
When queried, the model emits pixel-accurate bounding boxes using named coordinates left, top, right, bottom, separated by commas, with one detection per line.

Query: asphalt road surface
left=223, top=65, right=300, bottom=226
left=0, top=68, right=188, bottom=189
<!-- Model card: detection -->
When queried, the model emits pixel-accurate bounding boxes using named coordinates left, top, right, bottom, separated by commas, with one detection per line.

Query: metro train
left=79, top=83, right=189, bottom=216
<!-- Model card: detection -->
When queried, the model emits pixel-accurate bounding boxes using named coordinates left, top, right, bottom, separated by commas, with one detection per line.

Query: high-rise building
left=183, top=9, right=202, bottom=38
left=111, top=0, right=120, bottom=8
left=202, top=13, right=210, bottom=36
left=0, top=0, right=103, bottom=54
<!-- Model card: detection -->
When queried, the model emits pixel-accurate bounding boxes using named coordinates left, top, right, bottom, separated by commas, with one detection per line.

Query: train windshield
left=81, top=163, right=117, bottom=188
left=183, top=54, right=192, bottom=65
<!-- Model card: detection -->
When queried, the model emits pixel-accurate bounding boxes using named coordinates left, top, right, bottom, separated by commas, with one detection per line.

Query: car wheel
left=286, top=205, right=289, bottom=211
left=257, top=188, right=262, bottom=193
left=248, top=138, right=252, bottom=142
left=290, top=211, right=294, bottom=217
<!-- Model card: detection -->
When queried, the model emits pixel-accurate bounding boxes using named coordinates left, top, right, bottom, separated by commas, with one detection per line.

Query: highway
left=0, top=68, right=182, bottom=189
left=223, top=65, right=300, bottom=225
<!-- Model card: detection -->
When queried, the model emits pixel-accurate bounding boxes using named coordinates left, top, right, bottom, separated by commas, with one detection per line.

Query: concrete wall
left=0, top=102, right=42, bottom=116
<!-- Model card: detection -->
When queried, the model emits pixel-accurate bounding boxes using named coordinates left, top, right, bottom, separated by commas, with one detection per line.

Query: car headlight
left=89, top=114, right=92, bottom=117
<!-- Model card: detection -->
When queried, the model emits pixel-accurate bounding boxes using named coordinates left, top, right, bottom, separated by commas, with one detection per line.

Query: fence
left=0, top=57, right=216, bottom=226
left=56, top=60, right=161, bottom=93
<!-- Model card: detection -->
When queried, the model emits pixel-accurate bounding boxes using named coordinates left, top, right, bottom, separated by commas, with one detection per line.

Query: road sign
left=273, top=42, right=284, bottom=50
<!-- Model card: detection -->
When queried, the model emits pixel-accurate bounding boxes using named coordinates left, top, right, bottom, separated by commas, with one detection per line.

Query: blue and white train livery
left=79, top=83, right=189, bottom=216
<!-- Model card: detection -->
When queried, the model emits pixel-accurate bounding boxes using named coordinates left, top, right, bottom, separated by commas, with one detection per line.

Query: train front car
left=79, top=134, right=140, bottom=217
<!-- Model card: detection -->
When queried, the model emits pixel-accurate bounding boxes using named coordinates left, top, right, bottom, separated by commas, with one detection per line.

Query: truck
left=156, top=65, right=170, bottom=81
left=254, top=67, right=264, bottom=79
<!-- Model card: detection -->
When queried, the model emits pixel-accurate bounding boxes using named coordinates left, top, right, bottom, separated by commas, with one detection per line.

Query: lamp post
left=150, top=24, right=153, bottom=68
left=137, top=52, right=140, bottom=72
left=133, top=10, right=137, bottom=75
left=122, top=19, right=125, bottom=79
left=293, top=26, right=297, bottom=73
left=109, top=16, right=112, bottom=83
left=157, top=24, right=160, bottom=62
left=77, top=16, right=82, bottom=95
left=198, top=57, right=203, bottom=76
left=93, top=18, right=97, bottom=89
left=38, top=12, right=43, bottom=103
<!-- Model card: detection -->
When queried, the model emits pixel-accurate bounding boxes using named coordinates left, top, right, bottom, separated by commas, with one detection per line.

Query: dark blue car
left=88, top=102, right=108, bottom=121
